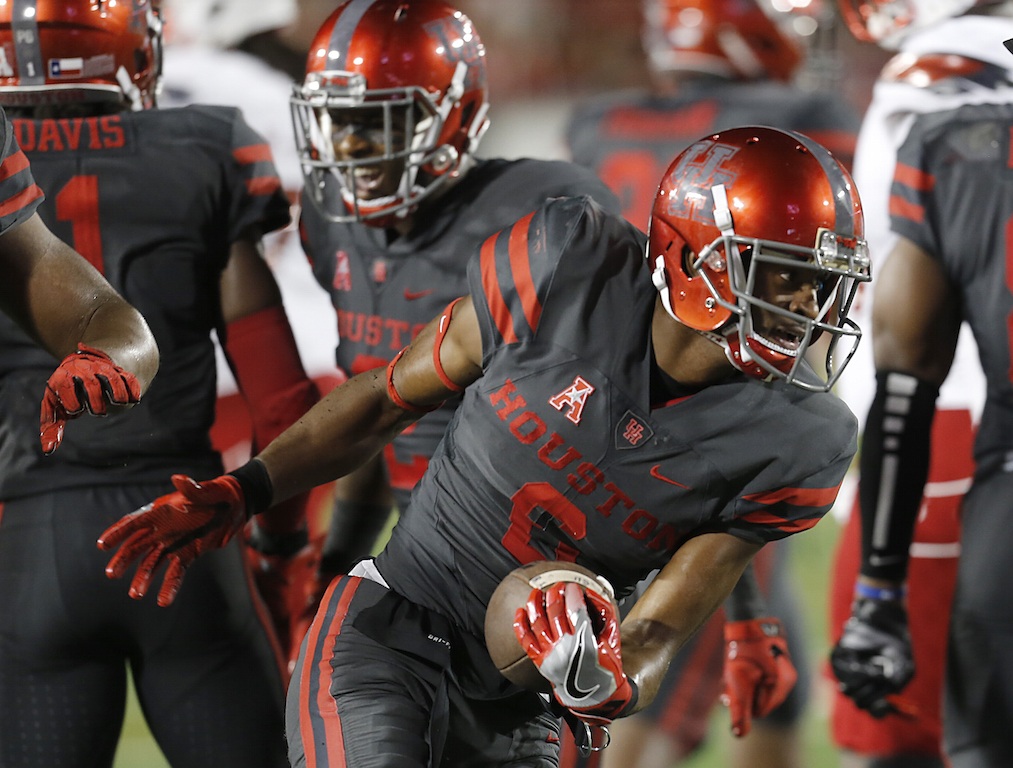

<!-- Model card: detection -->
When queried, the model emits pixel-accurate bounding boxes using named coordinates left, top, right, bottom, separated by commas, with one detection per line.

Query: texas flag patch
left=49, top=58, right=84, bottom=78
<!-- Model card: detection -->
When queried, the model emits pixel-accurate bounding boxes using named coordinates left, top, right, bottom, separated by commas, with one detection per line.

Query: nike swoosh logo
left=404, top=289, right=434, bottom=301
left=564, top=631, right=601, bottom=701
left=650, top=464, right=690, bottom=489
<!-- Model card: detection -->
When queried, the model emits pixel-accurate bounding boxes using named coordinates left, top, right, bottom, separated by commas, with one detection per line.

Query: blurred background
left=113, top=1, right=892, bottom=765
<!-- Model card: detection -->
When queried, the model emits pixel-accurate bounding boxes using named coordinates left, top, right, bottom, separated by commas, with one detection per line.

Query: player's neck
left=651, top=301, right=737, bottom=388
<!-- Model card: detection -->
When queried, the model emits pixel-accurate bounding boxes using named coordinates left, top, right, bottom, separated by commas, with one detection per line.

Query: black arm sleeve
left=724, top=560, right=767, bottom=621
left=858, top=370, right=939, bottom=582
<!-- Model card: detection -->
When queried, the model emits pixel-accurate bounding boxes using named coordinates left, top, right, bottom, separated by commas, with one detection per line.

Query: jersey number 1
left=55, top=175, right=104, bottom=273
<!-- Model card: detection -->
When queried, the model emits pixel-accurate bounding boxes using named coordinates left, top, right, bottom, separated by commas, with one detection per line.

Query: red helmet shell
left=642, top=0, right=803, bottom=82
left=304, top=0, right=487, bottom=162
left=649, top=126, right=864, bottom=332
left=0, top=0, right=162, bottom=109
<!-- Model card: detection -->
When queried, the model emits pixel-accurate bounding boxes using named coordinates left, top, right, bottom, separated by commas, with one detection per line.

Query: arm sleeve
left=858, top=370, right=938, bottom=582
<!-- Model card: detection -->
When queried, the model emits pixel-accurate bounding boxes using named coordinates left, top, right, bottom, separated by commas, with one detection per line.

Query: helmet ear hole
left=680, top=245, right=699, bottom=277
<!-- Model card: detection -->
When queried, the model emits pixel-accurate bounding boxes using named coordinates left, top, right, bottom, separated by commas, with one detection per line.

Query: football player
left=827, top=1, right=1013, bottom=767
left=98, top=123, right=871, bottom=768
left=0, top=2, right=317, bottom=766
left=565, top=1, right=861, bottom=765
left=244, top=0, right=628, bottom=667
left=0, top=120, right=158, bottom=445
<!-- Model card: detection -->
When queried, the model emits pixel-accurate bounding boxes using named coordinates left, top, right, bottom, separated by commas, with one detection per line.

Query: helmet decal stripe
left=328, top=0, right=380, bottom=65
left=787, top=129, right=858, bottom=238
left=11, top=0, right=44, bottom=86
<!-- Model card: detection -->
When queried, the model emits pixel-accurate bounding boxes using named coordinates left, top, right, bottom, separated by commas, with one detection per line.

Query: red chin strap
left=722, top=332, right=793, bottom=381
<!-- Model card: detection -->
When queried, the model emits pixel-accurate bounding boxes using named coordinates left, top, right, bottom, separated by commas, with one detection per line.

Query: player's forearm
left=77, top=298, right=159, bottom=391
left=858, top=370, right=938, bottom=583
left=620, top=532, right=760, bottom=711
left=256, top=367, right=420, bottom=506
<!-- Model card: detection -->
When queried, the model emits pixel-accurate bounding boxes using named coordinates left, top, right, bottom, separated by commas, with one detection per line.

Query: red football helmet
left=0, top=0, right=163, bottom=110
left=641, top=0, right=807, bottom=81
left=838, top=0, right=981, bottom=48
left=647, top=126, right=871, bottom=391
left=290, top=0, right=490, bottom=225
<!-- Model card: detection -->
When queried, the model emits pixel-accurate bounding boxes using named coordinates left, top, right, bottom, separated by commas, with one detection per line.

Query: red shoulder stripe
left=738, top=481, right=839, bottom=533
left=507, top=211, right=543, bottom=333
left=245, top=175, right=282, bottom=197
left=743, top=484, right=841, bottom=508
left=0, top=183, right=43, bottom=218
left=233, top=143, right=274, bottom=165
left=737, top=510, right=821, bottom=534
left=889, top=194, right=925, bottom=224
left=480, top=230, right=518, bottom=344
left=894, top=162, right=934, bottom=192
left=0, top=147, right=31, bottom=180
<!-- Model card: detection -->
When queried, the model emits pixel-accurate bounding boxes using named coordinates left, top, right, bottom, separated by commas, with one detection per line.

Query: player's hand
left=40, top=343, right=141, bottom=454
left=97, top=473, right=248, bottom=607
left=721, top=617, right=798, bottom=737
left=513, top=582, right=634, bottom=725
left=830, top=596, right=915, bottom=718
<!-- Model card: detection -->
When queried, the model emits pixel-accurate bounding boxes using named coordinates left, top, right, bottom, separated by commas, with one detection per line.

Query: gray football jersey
left=0, top=106, right=290, bottom=497
left=300, top=157, right=620, bottom=507
left=567, top=80, right=859, bottom=229
left=376, top=195, right=858, bottom=639
left=889, top=102, right=1013, bottom=472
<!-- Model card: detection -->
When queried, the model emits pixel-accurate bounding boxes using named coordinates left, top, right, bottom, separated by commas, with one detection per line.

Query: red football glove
left=97, top=473, right=248, bottom=607
left=513, top=582, right=634, bottom=726
left=40, top=343, right=141, bottom=455
left=721, top=617, right=798, bottom=737
left=245, top=531, right=322, bottom=674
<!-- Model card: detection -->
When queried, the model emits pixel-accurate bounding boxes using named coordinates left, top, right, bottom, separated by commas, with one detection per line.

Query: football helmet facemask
left=648, top=126, right=871, bottom=392
left=0, top=0, right=163, bottom=110
left=291, top=0, right=490, bottom=226
left=641, top=0, right=809, bottom=81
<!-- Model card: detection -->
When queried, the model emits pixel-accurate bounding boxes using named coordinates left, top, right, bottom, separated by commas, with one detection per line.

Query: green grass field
left=113, top=514, right=845, bottom=768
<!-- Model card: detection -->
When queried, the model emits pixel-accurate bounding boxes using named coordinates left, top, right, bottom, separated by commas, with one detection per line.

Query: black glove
left=830, top=596, right=915, bottom=718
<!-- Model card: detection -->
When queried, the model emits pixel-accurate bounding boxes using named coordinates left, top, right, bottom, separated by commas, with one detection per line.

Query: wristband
left=855, top=582, right=906, bottom=602
left=228, top=458, right=274, bottom=517
left=618, top=677, right=639, bottom=718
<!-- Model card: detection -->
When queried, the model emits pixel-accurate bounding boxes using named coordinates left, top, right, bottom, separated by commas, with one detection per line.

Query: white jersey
left=839, top=16, right=1013, bottom=428
left=160, top=43, right=339, bottom=393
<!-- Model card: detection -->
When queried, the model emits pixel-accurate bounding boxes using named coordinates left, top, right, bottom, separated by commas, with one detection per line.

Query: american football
left=484, top=560, right=618, bottom=692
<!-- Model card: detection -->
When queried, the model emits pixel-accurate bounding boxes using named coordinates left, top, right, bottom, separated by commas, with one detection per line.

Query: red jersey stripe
left=737, top=510, right=822, bottom=533
left=246, top=176, right=283, bottom=197
left=0, top=183, right=43, bottom=218
left=480, top=231, right=518, bottom=344
left=889, top=194, right=925, bottom=224
left=0, top=148, right=31, bottom=181
left=233, top=143, right=274, bottom=165
left=506, top=211, right=543, bottom=333
left=894, top=162, right=935, bottom=191
left=743, top=483, right=841, bottom=508
left=300, top=576, right=359, bottom=768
